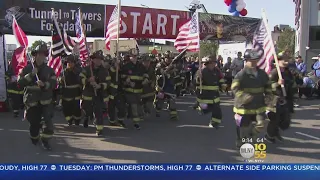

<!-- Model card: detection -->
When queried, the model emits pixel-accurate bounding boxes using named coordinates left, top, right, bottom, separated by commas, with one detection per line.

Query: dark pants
left=8, top=93, right=23, bottom=113
left=26, top=104, right=54, bottom=141
left=202, top=103, right=222, bottom=124
left=82, top=95, right=105, bottom=132
left=141, top=96, right=154, bottom=114
left=267, top=104, right=291, bottom=138
left=236, top=113, right=265, bottom=144
left=154, top=93, right=177, bottom=119
left=62, top=99, right=81, bottom=123
left=125, top=93, right=142, bottom=123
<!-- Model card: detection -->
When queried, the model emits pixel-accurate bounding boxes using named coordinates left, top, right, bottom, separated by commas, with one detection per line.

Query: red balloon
left=224, top=0, right=232, bottom=6
left=240, top=9, right=248, bottom=16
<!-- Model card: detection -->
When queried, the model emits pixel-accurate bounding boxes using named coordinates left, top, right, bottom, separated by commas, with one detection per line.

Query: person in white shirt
left=230, top=52, right=244, bottom=77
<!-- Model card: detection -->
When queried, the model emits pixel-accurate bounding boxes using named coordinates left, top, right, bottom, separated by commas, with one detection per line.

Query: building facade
left=294, top=0, right=320, bottom=69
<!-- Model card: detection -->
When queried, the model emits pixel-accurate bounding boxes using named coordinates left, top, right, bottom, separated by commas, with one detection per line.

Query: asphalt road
left=0, top=95, right=319, bottom=163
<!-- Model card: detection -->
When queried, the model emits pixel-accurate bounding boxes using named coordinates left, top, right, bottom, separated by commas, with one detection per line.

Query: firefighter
left=154, top=53, right=178, bottom=120
left=79, top=50, right=111, bottom=136
left=18, top=42, right=56, bottom=150
left=231, top=48, right=273, bottom=149
left=196, top=55, right=226, bottom=129
left=60, top=55, right=82, bottom=126
left=120, top=48, right=149, bottom=129
left=265, top=53, right=296, bottom=143
left=140, top=56, right=156, bottom=117
left=6, top=60, right=23, bottom=117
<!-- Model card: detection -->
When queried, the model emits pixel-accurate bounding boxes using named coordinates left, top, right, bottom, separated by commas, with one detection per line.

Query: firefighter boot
left=41, top=139, right=52, bottom=151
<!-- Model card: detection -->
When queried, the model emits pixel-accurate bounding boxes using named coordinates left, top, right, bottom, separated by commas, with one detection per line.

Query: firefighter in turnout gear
left=120, top=48, right=149, bottom=129
left=60, top=55, right=82, bottom=126
left=231, top=47, right=273, bottom=149
left=6, top=61, right=23, bottom=117
left=154, top=53, right=178, bottom=120
left=140, top=56, right=156, bottom=117
left=196, top=55, right=226, bottom=129
left=18, top=43, right=56, bottom=150
left=79, top=50, right=111, bottom=136
left=265, top=53, right=296, bottom=143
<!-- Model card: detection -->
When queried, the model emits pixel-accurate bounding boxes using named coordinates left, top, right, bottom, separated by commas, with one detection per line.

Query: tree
left=31, top=40, right=46, bottom=50
left=200, top=41, right=219, bottom=58
left=277, top=28, right=295, bottom=57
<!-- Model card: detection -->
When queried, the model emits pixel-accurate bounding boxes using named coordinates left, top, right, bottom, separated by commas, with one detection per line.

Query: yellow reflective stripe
left=110, top=67, right=116, bottom=72
left=231, top=81, right=240, bottom=90
left=219, top=79, right=225, bottom=83
left=211, top=117, right=221, bottom=123
left=132, top=117, right=141, bottom=122
left=24, top=74, right=33, bottom=82
left=128, top=75, right=143, bottom=80
left=266, top=107, right=276, bottom=112
left=65, top=84, right=81, bottom=88
left=141, top=92, right=155, bottom=98
left=242, top=87, right=264, bottom=93
left=7, top=89, right=24, bottom=94
left=196, top=85, right=219, bottom=90
left=143, top=74, right=149, bottom=78
left=40, top=99, right=52, bottom=105
left=109, top=95, right=115, bottom=99
left=63, top=98, right=73, bottom=101
left=121, top=74, right=127, bottom=78
left=65, top=116, right=72, bottom=121
left=233, top=107, right=266, bottom=115
left=27, top=102, right=39, bottom=107
left=73, top=116, right=81, bottom=120
left=271, top=82, right=278, bottom=91
left=110, top=83, right=118, bottom=89
left=75, top=96, right=81, bottom=100
left=124, top=88, right=143, bottom=93
left=235, top=91, right=243, bottom=97
left=106, top=76, right=111, bottom=80
left=197, top=98, right=220, bottom=104
left=175, top=82, right=183, bottom=86
left=170, top=111, right=177, bottom=115
left=79, top=73, right=86, bottom=78
left=50, top=76, right=56, bottom=80
left=265, top=89, right=272, bottom=93
left=40, top=133, right=53, bottom=138
left=103, top=97, right=109, bottom=102
left=96, top=125, right=104, bottom=130
left=30, top=135, right=40, bottom=139
left=81, top=79, right=86, bottom=85
left=82, top=96, right=92, bottom=100
left=100, top=83, right=108, bottom=90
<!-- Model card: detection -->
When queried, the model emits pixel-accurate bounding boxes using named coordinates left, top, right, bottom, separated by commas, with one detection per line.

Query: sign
left=148, top=46, right=161, bottom=51
left=218, top=42, right=246, bottom=64
left=0, top=0, right=105, bottom=37
left=0, top=35, right=7, bottom=102
left=106, top=5, right=189, bottom=39
left=199, top=13, right=260, bottom=41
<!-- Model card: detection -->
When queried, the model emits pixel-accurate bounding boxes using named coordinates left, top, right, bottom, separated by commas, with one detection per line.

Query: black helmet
left=31, top=42, right=49, bottom=57
left=65, top=54, right=78, bottom=63
left=90, top=50, right=104, bottom=60
left=244, top=48, right=264, bottom=60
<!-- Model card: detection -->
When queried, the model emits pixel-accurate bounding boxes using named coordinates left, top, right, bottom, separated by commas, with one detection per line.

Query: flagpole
left=115, top=0, right=121, bottom=82
left=196, top=12, right=202, bottom=94
left=79, top=7, right=97, bottom=96
left=261, top=9, right=286, bottom=97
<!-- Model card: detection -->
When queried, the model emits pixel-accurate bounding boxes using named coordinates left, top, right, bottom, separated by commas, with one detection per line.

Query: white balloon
left=236, top=5, right=244, bottom=12
left=236, top=0, right=244, bottom=5
left=242, top=2, right=246, bottom=8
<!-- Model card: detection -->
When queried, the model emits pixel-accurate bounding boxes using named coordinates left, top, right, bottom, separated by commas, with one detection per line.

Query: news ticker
left=0, top=164, right=319, bottom=171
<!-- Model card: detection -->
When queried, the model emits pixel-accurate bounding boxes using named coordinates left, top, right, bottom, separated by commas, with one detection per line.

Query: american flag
left=76, top=8, right=89, bottom=66
left=293, top=0, right=301, bottom=28
left=105, top=5, right=120, bottom=50
left=253, top=19, right=274, bottom=74
left=174, top=12, right=200, bottom=52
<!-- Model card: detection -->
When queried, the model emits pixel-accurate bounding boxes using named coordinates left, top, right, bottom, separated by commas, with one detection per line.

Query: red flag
left=12, top=16, right=28, bottom=47
left=11, top=47, right=27, bottom=76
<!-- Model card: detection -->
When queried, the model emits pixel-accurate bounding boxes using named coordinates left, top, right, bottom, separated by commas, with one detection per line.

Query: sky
left=4, top=0, right=296, bottom=46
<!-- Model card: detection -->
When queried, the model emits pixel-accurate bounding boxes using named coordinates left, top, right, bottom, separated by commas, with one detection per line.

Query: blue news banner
left=0, top=164, right=319, bottom=180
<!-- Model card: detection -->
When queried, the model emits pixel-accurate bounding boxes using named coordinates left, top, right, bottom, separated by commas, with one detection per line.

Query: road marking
left=177, top=125, right=224, bottom=128
left=295, top=132, right=320, bottom=140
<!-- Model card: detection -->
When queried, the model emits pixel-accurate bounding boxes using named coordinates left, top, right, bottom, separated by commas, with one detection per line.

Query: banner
left=199, top=13, right=260, bottom=41
left=218, top=42, right=247, bottom=64
left=0, top=35, right=7, bottom=102
left=105, top=5, right=190, bottom=39
left=0, top=0, right=105, bottom=37
left=0, top=164, right=319, bottom=180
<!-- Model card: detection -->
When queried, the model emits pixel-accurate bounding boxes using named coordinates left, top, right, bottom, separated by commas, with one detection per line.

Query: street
left=0, top=95, right=319, bottom=163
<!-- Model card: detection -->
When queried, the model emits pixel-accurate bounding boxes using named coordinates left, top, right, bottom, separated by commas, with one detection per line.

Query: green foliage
left=200, top=41, right=219, bottom=58
left=31, top=40, right=46, bottom=50
left=277, top=28, right=295, bottom=57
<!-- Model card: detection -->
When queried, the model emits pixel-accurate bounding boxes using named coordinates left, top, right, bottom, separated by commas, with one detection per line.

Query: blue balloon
left=228, top=3, right=236, bottom=13
left=232, top=11, right=240, bottom=16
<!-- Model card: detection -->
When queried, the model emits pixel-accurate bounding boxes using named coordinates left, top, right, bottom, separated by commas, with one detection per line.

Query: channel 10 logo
left=240, top=143, right=267, bottom=159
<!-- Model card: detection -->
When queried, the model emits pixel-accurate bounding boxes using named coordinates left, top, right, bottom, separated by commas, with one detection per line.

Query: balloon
left=224, top=0, right=232, bottom=6
left=236, top=5, right=244, bottom=12
left=240, top=8, right=248, bottom=16
left=228, top=3, right=237, bottom=13
left=236, top=0, right=244, bottom=5
left=242, top=2, right=246, bottom=8
left=232, top=11, right=240, bottom=16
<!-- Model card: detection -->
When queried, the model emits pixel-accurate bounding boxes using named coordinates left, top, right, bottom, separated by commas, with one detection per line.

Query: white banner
left=0, top=35, right=7, bottom=102
left=218, top=42, right=247, bottom=64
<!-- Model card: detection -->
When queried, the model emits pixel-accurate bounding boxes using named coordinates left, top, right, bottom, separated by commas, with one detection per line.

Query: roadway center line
left=295, top=132, right=320, bottom=140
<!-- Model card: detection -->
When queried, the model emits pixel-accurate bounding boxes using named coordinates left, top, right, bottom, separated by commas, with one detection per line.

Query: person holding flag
left=18, top=42, right=57, bottom=150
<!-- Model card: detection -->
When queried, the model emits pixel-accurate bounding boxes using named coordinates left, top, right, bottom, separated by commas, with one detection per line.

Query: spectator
left=230, top=52, right=244, bottom=77
left=295, top=55, right=307, bottom=75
